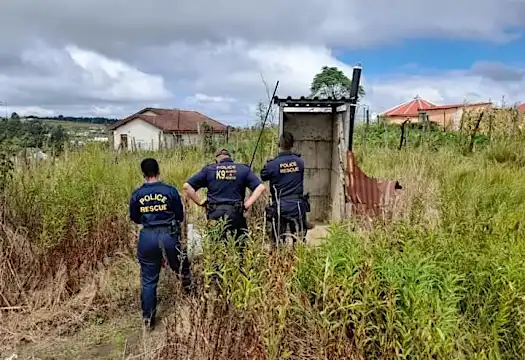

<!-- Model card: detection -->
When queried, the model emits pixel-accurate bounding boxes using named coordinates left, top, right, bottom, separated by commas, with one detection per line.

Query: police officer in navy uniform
left=261, top=131, right=309, bottom=245
left=183, top=148, right=266, bottom=245
left=129, top=158, right=192, bottom=330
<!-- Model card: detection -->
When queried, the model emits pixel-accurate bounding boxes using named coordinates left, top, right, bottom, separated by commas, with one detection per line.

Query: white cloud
left=0, top=0, right=524, bottom=127
left=368, top=71, right=524, bottom=114
left=190, top=93, right=236, bottom=104
left=2, top=40, right=525, bottom=125
left=90, top=105, right=125, bottom=117
left=246, top=43, right=356, bottom=95
left=65, top=46, right=171, bottom=102
left=1, top=0, right=524, bottom=52
left=12, top=106, right=57, bottom=117
left=0, top=43, right=171, bottom=112
left=163, top=41, right=525, bottom=121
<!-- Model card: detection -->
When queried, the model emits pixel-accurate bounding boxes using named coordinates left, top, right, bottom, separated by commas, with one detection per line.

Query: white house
left=108, top=107, right=229, bottom=151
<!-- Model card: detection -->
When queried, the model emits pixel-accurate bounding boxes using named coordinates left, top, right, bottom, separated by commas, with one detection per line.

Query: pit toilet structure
left=273, top=96, right=355, bottom=224
left=273, top=65, right=364, bottom=225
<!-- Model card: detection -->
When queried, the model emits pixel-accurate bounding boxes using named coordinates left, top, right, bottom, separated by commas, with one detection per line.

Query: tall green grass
left=2, top=125, right=525, bottom=359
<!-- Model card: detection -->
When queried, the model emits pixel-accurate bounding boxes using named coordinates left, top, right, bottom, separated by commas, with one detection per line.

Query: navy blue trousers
left=268, top=200, right=308, bottom=245
left=207, top=207, right=248, bottom=245
left=137, top=228, right=191, bottom=320
left=270, top=213, right=307, bottom=244
left=207, top=207, right=248, bottom=277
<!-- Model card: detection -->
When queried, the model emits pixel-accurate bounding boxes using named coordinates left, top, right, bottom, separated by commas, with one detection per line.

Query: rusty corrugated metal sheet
left=346, top=152, right=401, bottom=218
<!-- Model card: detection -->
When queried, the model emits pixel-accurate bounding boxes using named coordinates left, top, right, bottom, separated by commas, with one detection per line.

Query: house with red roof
left=422, top=102, right=492, bottom=130
left=381, top=96, right=437, bottom=124
left=381, top=96, right=493, bottom=130
left=518, top=103, right=525, bottom=113
left=108, top=107, right=228, bottom=151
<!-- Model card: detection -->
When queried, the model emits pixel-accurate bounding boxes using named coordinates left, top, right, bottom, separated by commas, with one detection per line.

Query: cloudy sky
left=1, top=0, right=525, bottom=126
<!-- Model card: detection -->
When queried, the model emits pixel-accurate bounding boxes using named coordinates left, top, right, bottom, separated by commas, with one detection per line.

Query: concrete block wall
left=330, top=111, right=347, bottom=222
left=282, top=112, right=335, bottom=222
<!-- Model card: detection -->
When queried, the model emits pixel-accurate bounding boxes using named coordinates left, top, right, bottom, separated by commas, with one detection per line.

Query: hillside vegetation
left=1, top=113, right=525, bottom=359
left=0, top=117, right=68, bottom=153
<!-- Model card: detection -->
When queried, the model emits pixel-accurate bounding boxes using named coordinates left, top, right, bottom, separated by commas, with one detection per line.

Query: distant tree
left=49, top=125, right=67, bottom=154
left=24, top=120, right=47, bottom=148
left=10, top=112, right=19, bottom=119
left=310, top=66, right=365, bottom=100
left=0, top=118, right=48, bottom=149
left=21, top=114, right=118, bottom=125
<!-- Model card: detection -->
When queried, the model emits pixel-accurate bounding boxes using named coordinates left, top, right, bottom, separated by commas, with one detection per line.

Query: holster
left=302, top=192, right=311, bottom=213
left=265, top=203, right=277, bottom=220
left=144, top=223, right=181, bottom=237
left=169, top=221, right=181, bottom=237
left=233, top=202, right=244, bottom=214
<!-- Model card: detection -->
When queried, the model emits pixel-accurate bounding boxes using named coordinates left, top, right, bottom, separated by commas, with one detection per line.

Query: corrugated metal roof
left=108, top=107, right=228, bottom=132
left=273, top=96, right=353, bottom=107
left=382, top=96, right=436, bottom=117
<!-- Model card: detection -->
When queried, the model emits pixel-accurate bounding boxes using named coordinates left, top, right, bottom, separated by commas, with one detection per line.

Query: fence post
left=365, top=108, right=370, bottom=150
left=383, top=120, right=388, bottom=148
left=361, top=106, right=366, bottom=150
left=512, top=108, right=518, bottom=138
left=488, top=112, right=493, bottom=140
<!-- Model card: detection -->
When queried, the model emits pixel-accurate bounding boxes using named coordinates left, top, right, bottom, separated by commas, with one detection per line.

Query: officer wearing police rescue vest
left=261, top=131, right=310, bottom=245
left=183, top=148, right=266, bottom=244
left=129, top=158, right=192, bottom=330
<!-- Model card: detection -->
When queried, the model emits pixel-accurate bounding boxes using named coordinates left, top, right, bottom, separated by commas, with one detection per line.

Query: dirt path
left=6, top=301, right=184, bottom=360
left=5, top=226, right=331, bottom=360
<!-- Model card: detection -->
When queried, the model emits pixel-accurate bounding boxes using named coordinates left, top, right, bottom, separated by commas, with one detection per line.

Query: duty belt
left=142, top=223, right=181, bottom=235
left=272, top=193, right=311, bottom=213
left=207, top=202, right=243, bottom=211
left=143, top=225, right=171, bottom=231
left=278, top=194, right=304, bottom=200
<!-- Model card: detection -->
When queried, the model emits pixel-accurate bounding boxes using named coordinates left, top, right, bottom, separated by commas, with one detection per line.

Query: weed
left=2, top=123, right=525, bottom=359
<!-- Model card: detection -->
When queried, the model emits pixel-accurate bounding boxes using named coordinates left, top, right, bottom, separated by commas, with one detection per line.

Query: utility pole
left=0, top=101, right=7, bottom=119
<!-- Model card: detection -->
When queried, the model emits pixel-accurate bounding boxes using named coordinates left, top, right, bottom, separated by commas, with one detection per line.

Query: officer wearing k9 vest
left=261, top=131, right=310, bottom=245
left=183, top=148, right=266, bottom=245
left=129, top=158, right=192, bottom=330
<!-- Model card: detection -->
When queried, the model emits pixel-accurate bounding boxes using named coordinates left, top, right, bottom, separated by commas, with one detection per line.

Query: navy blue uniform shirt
left=261, top=151, right=304, bottom=205
left=187, top=157, right=261, bottom=205
left=129, top=181, right=184, bottom=227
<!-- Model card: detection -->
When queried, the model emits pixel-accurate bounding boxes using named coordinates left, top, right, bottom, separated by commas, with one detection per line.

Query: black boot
left=182, top=273, right=194, bottom=295
left=143, top=316, right=156, bottom=331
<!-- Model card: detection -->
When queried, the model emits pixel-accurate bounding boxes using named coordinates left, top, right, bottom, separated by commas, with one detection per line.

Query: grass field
left=1, top=118, right=525, bottom=359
